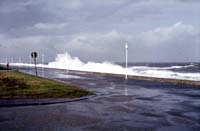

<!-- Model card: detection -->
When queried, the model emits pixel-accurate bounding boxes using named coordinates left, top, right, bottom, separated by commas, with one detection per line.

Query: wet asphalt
left=0, top=67, right=200, bottom=131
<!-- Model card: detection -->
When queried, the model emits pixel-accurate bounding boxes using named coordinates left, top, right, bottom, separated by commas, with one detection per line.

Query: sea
left=118, top=62, right=200, bottom=81
left=119, top=62, right=200, bottom=73
left=2, top=62, right=200, bottom=81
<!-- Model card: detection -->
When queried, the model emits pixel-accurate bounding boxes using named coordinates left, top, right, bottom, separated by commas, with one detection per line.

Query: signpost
left=31, top=51, right=38, bottom=77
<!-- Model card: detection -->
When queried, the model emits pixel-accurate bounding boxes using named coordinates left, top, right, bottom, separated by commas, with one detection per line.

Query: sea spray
left=47, top=52, right=131, bottom=75
left=6, top=51, right=200, bottom=81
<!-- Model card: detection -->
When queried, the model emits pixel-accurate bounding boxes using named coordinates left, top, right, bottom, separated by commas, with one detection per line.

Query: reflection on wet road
left=0, top=67, right=200, bottom=131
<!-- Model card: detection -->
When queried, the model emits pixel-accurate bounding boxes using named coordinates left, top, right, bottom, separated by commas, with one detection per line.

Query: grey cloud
left=62, top=23, right=200, bottom=62
left=0, top=0, right=53, bottom=34
left=0, top=23, right=199, bottom=63
left=178, top=0, right=200, bottom=2
left=0, top=0, right=199, bottom=63
left=0, top=0, right=161, bottom=37
left=133, top=22, right=200, bottom=62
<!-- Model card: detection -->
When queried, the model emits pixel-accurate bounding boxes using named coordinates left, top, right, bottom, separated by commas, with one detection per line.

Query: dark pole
left=34, top=57, right=38, bottom=77
left=31, top=51, right=38, bottom=77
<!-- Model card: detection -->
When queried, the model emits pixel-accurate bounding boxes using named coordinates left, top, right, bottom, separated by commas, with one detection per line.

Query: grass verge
left=0, top=71, right=92, bottom=98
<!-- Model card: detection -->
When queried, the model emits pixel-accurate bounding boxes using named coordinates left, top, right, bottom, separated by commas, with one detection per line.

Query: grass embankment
left=0, top=71, right=92, bottom=98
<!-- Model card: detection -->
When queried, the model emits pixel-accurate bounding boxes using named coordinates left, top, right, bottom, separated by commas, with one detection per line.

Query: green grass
left=0, top=71, right=92, bottom=98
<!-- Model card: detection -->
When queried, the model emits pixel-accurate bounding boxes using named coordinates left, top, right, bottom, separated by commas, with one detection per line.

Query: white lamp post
left=125, top=43, right=128, bottom=79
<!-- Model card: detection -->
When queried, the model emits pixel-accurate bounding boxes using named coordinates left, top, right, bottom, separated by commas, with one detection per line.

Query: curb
left=0, top=95, right=95, bottom=107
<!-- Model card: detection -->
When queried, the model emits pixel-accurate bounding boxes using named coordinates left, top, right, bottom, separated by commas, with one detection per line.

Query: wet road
left=0, top=67, right=200, bottom=131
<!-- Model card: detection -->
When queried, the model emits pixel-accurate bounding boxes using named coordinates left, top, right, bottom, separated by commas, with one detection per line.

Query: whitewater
left=3, top=52, right=200, bottom=81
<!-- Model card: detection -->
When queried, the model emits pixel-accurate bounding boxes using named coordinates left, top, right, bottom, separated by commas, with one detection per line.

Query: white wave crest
left=130, top=64, right=195, bottom=70
left=4, top=52, right=200, bottom=81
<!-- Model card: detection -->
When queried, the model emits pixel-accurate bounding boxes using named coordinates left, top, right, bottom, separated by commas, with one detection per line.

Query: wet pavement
left=0, top=67, right=200, bottom=131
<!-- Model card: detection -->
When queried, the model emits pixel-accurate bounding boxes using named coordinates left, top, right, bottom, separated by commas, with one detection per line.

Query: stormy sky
left=0, top=0, right=199, bottom=63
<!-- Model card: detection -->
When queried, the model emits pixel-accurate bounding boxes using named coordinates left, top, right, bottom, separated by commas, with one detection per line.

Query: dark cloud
left=0, top=0, right=160, bottom=36
left=0, top=0, right=54, bottom=34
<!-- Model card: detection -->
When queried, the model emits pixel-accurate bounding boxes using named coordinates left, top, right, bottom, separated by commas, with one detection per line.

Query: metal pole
left=125, top=43, right=128, bottom=79
left=34, top=57, right=38, bottom=77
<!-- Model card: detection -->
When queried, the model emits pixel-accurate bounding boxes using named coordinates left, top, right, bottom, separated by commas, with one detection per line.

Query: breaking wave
left=4, top=52, right=200, bottom=81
